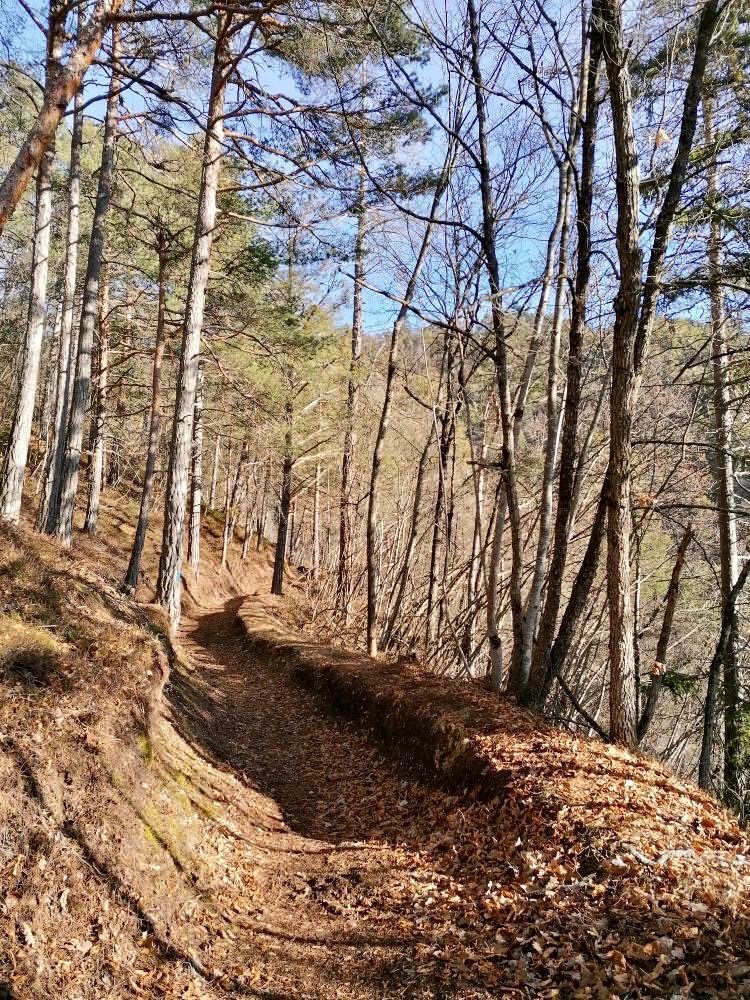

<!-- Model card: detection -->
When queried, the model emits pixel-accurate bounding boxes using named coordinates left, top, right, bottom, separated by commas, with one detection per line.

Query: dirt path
left=169, top=597, right=492, bottom=1000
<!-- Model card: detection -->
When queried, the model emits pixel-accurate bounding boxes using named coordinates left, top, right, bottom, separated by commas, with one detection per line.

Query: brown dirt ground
left=2, top=491, right=750, bottom=998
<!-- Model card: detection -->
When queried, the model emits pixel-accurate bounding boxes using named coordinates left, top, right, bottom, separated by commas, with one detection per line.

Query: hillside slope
left=0, top=496, right=749, bottom=998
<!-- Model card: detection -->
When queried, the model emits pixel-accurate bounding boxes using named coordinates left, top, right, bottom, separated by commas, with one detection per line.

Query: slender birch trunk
left=187, top=364, right=204, bottom=574
left=55, top=23, right=121, bottom=546
left=40, top=62, right=83, bottom=533
left=637, top=525, right=692, bottom=742
left=208, top=435, right=221, bottom=510
left=527, top=25, right=602, bottom=702
left=366, top=160, right=453, bottom=657
left=272, top=407, right=293, bottom=596
left=156, top=15, right=231, bottom=626
left=124, top=243, right=168, bottom=593
left=0, top=2, right=65, bottom=522
left=83, top=275, right=109, bottom=534
left=518, top=173, right=574, bottom=679
left=703, top=95, right=741, bottom=801
left=338, top=169, right=366, bottom=618
left=467, top=0, right=524, bottom=683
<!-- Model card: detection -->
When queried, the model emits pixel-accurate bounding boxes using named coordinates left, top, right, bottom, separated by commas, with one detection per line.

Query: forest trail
left=3, top=508, right=750, bottom=998
left=170, top=595, right=490, bottom=999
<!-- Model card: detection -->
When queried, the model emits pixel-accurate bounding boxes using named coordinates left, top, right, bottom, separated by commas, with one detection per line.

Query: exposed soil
left=3, top=496, right=750, bottom=998
left=170, top=596, right=492, bottom=999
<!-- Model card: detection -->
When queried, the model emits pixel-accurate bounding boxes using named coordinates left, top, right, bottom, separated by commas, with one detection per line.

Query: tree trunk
left=527, top=24, right=602, bottom=702
left=221, top=441, right=234, bottom=568
left=366, top=160, right=452, bottom=657
left=83, top=275, right=109, bottom=535
left=40, top=57, right=83, bottom=533
left=699, top=561, right=750, bottom=792
left=272, top=408, right=293, bottom=597
left=487, top=479, right=506, bottom=691
left=54, top=23, right=121, bottom=546
left=0, top=0, right=123, bottom=236
left=0, top=1, right=65, bottom=523
left=518, top=159, right=574, bottom=684
left=703, top=94, right=741, bottom=802
left=598, top=0, right=719, bottom=743
left=222, top=441, right=248, bottom=568
left=256, top=459, right=270, bottom=549
left=187, top=363, right=204, bottom=574
left=337, top=169, right=366, bottom=619
left=598, top=0, right=644, bottom=745
left=156, top=15, right=231, bottom=627
left=381, top=422, right=436, bottom=651
left=426, top=350, right=456, bottom=653
left=37, top=307, right=60, bottom=483
left=124, top=243, right=167, bottom=593
left=312, top=458, right=321, bottom=580
left=467, top=0, right=524, bottom=687
left=543, top=467, right=610, bottom=704
left=241, top=476, right=254, bottom=561
left=637, top=525, right=693, bottom=742
left=208, top=435, right=221, bottom=510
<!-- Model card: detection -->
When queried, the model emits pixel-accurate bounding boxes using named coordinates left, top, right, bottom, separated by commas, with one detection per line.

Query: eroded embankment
left=238, top=598, right=750, bottom=996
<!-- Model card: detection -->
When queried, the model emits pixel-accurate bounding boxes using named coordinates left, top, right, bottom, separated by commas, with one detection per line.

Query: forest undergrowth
left=0, top=494, right=748, bottom=998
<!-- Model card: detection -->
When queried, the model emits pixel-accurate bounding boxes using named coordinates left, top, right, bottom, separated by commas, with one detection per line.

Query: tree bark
left=187, top=363, right=204, bottom=574
left=487, top=479, right=506, bottom=691
left=0, top=0, right=123, bottom=236
left=527, top=26, right=602, bottom=701
left=337, top=169, right=366, bottom=619
left=0, top=1, right=65, bottom=523
left=703, top=94, right=741, bottom=802
left=222, top=441, right=248, bottom=568
left=598, top=0, right=721, bottom=743
left=467, top=0, right=524, bottom=687
left=637, top=525, right=693, bottom=742
left=599, top=0, right=643, bottom=745
left=83, top=274, right=109, bottom=535
left=518, top=159, right=575, bottom=685
left=54, top=22, right=121, bottom=546
left=40, top=52, right=84, bottom=534
left=312, top=458, right=321, bottom=580
left=366, top=160, right=452, bottom=657
left=381, top=422, right=436, bottom=651
left=156, top=15, right=231, bottom=627
left=426, top=346, right=456, bottom=653
left=208, top=435, right=221, bottom=510
left=124, top=242, right=168, bottom=593
left=272, top=406, right=293, bottom=596
left=699, top=561, right=750, bottom=792
left=256, top=459, right=270, bottom=549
